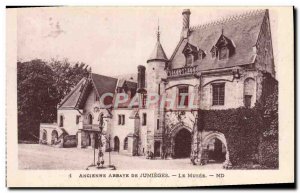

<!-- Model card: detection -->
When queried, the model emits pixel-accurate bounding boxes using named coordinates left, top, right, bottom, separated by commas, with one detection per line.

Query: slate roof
left=147, top=40, right=168, bottom=63
left=169, top=10, right=267, bottom=71
left=91, top=73, right=118, bottom=97
left=58, top=73, right=137, bottom=109
left=58, top=78, right=88, bottom=108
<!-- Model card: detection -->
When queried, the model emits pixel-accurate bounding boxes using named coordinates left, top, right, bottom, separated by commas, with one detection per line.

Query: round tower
left=146, top=26, right=168, bottom=99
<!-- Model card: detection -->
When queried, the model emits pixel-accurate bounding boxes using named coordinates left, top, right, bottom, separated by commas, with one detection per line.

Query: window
left=59, top=115, right=64, bottom=127
left=95, top=93, right=99, bottom=101
left=142, top=94, right=147, bottom=107
left=219, top=47, right=228, bottom=60
left=118, top=114, right=125, bottom=125
left=118, top=115, right=121, bottom=125
left=142, top=113, right=147, bottom=126
left=212, top=83, right=225, bottom=105
left=88, top=114, right=93, bottom=124
left=244, top=95, right=252, bottom=108
left=124, top=137, right=128, bottom=150
left=157, top=119, right=160, bottom=130
left=122, top=115, right=125, bottom=125
left=244, top=78, right=255, bottom=108
left=211, top=46, right=218, bottom=58
left=76, top=115, right=80, bottom=125
left=186, top=54, right=193, bottom=66
left=178, top=86, right=189, bottom=107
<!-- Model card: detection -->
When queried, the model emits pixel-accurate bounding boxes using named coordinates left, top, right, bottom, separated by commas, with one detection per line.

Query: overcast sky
left=17, top=7, right=278, bottom=77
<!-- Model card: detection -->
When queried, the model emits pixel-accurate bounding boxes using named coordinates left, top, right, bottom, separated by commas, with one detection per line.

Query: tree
left=17, top=59, right=90, bottom=142
left=49, top=59, right=90, bottom=100
left=18, top=59, right=57, bottom=141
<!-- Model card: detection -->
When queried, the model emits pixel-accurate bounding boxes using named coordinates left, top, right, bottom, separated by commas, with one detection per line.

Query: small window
left=118, top=114, right=125, bottom=125
left=219, top=47, right=228, bottom=60
left=157, top=119, right=160, bottom=130
left=244, top=78, right=255, bottom=108
left=76, top=115, right=80, bottom=125
left=122, top=115, right=125, bottom=125
left=211, top=46, right=218, bottom=58
left=142, top=94, right=147, bottom=107
left=95, top=93, right=99, bottom=101
left=124, top=137, right=128, bottom=150
left=88, top=114, right=93, bottom=125
left=178, top=86, right=189, bottom=107
left=212, top=83, right=225, bottom=106
left=59, top=115, right=64, bottom=127
left=186, top=54, right=193, bottom=66
left=142, top=113, right=147, bottom=126
left=118, top=115, right=121, bottom=125
left=244, top=95, right=252, bottom=108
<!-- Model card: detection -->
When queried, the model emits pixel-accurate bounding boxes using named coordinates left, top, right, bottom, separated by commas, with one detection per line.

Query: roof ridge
left=190, top=9, right=266, bottom=31
left=91, top=72, right=117, bottom=80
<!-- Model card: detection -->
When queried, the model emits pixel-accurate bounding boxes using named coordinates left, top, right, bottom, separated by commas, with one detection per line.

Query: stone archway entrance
left=201, top=132, right=230, bottom=166
left=173, top=128, right=192, bottom=158
left=206, top=138, right=226, bottom=163
left=51, top=130, right=58, bottom=145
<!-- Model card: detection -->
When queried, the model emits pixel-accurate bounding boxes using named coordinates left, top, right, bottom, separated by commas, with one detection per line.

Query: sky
left=17, top=7, right=278, bottom=77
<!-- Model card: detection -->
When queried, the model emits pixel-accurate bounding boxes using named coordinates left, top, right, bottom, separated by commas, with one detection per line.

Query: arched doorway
left=174, top=128, right=192, bottom=158
left=123, top=137, right=128, bottom=150
left=154, top=141, right=161, bottom=157
left=206, top=138, right=226, bottom=163
left=202, top=132, right=230, bottom=166
left=42, top=130, right=47, bottom=143
left=51, top=130, right=58, bottom=145
left=114, top=136, right=120, bottom=152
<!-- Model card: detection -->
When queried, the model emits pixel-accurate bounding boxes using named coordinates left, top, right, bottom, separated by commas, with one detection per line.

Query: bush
left=63, top=135, right=77, bottom=148
left=197, top=73, right=278, bottom=168
left=198, top=107, right=262, bottom=165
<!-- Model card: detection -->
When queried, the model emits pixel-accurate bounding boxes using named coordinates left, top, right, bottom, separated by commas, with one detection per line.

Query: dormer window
left=211, top=33, right=235, bottom=60
left=186, top=54, right=194, bottom=66
left=211, top=46, right=218, bottom=58
left=182, top=43, right=198, bottom=66
left=219, top=47, right=229, bottom=60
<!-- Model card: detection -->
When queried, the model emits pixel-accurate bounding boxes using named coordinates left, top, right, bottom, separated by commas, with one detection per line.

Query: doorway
left=174, top=128, right=192, bottom=158
left=206, top=138, right=226, bottom=163
left=154, top=141, right=161, bottom=157
left=114, top=136, right=120, bottom=152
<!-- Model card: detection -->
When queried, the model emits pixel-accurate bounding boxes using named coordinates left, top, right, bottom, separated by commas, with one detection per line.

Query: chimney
left=137, top=65, right=146, bottom=92
left=181, top=9, right=191, bottom=38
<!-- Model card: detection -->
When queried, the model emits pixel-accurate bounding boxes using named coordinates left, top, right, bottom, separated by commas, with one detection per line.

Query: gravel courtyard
left=18, top=144, right=223, bottom=170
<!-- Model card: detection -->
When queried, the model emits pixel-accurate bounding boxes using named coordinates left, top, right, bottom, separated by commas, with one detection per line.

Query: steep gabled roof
left=58, top=73, right=137, bottom=110
left=91, top=73, right=118, bottom=97
left=58, top=78, right=88, bottom=109
left=170, top=9, right=267, bottom=71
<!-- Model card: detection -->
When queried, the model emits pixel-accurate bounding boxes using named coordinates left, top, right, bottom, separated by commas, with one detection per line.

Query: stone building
left=40, top=9, right=276, bottom=166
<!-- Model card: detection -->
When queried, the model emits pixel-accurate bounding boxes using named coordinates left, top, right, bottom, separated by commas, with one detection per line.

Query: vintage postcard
left=6, top=6, right=294, bottom=187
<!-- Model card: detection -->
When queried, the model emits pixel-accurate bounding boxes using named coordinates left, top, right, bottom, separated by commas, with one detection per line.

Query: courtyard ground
left=18, top=144, right=223, bottom=170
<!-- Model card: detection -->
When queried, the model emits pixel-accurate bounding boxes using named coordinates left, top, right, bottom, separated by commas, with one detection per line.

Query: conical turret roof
left=147, top=26, right=168, bottom=63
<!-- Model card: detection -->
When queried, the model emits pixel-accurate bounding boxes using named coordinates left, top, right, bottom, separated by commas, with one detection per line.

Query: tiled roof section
left=91, top=73, right=118, bottom=97
left=124, top=80, right=137, bottom=90
left=116, top=78, right=137, bottom=90
left=147, top=41, right=168, bottom=63
left=58, top=73, right=119, bottom=109
left=170, top=10, right=267, bottom=71
left=58, top=78, right=88, bottom=108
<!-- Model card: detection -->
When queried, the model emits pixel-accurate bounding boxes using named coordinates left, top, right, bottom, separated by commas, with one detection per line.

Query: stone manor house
left=40, top=9, right=275, bottom=166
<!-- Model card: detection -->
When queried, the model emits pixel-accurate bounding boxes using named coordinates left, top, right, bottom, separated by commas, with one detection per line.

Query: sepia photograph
left=6, top=6, right=294, bottom=187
